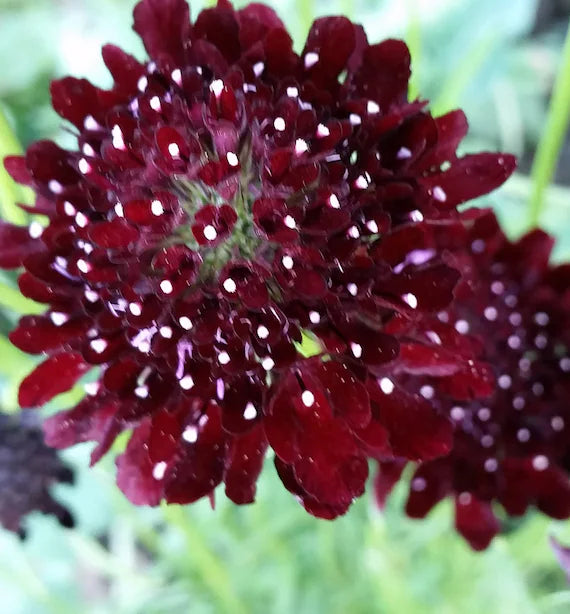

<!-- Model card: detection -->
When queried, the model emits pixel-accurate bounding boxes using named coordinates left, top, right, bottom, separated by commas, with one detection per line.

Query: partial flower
left=0, top=412, right=74, bottom=538
left=1, top=0, right=514, bottom=517
left=376, top=210, right=570, bottom=549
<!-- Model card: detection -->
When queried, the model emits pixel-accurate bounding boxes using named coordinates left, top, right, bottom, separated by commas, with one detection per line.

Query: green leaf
left=405, top=0, right=421, bottom=101
left=0, top=103, right=31, bottom=225
left=0, top=280, right=44, bottom=315
left=528, top=20, right=570, bottom=227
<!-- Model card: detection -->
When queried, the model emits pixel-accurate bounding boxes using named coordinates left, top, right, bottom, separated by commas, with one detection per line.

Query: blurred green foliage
left=0, top=0, right=569, bottom=612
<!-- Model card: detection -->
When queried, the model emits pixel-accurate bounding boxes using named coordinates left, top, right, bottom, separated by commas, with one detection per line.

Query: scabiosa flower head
left=376, top=210, right=570, bottom=549
left=0, top=0, right=515, bottom=517
left=0, top=412, right=74, bottom=538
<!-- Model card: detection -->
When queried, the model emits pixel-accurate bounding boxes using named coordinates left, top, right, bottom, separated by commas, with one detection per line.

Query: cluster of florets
left=0, top=412, right=74, bottom=537
left=376, top=210, right=570, bottom=549
left=3, top=0, right=548, bottom=529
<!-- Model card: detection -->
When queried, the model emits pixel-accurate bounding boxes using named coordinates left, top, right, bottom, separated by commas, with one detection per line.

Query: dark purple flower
left=0, top=0, right=514, bottom=516
left=376, top=209, right=570, bottom=549
left=0, top=412, right=74, bottom=538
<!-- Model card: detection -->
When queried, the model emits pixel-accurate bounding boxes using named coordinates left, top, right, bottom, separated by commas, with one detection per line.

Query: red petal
left=405, top=459, right=452, bottom=517
left=3, top=156, right=32, bottom=185
left=164, top=403, right=227, bottom=504
left=10, top=315, right=91, bottom=354
left=116, top=419, right=163, bottom=506
left=454, top=496, right=500, bottom=551
left=224, top=424, right=267, bottom=504
left=50, top=77, right=102, bottom=129
left=303, top=17, right=356, bottom=87
left=354, top=40, right=410, bottom=111
left=19, top=352, right=90, bottom=408
left=369, top=379, right=453, bottom=461
left=420, top=153, right=517, bottom=208
left=0, top=222, right=42, bottom=269
left=89, top=219, right=140, bottom=249
left=133, top=0, right=192, bottom=66
left=194, top=3, right=241, bottom=63
left=102, top=44, right=146, bottom=95
left=374, top=460, right=407, bottom=508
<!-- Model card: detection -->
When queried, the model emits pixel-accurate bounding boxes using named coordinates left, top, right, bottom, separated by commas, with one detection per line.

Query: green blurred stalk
left=432, top=33, right=497, bottom=116
left=528, top=20, right=570, bottom=227
left=0, top=280, right=44, bottom=315
left=296, top=0, right=315, bottom=42
left=163, top=505, right=248, bottom=614
left=0, top=103, right=29, bottom=225
left=405, top=0, right=421, bottom=101
left=340, top=0, right=355, bottom=20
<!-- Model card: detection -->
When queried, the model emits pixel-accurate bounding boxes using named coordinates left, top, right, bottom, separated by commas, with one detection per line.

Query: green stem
left=0, top=280, right=44, bottom=315
left=340, top=0, right=355, bottom=21
left=162, top=505, right=248, bottom=614
left=0, top=103, right=29, bottom=225
left=528, top=20, right=570, bottom=227
left=296, top=0, right=315, bottom=44
left=432, top=33, right=498, bottom=116
left=405, top=0, right=421, bottom=101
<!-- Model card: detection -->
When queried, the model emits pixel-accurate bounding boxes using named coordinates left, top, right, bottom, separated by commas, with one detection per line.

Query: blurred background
left=0, top=0, right=569, bottom=612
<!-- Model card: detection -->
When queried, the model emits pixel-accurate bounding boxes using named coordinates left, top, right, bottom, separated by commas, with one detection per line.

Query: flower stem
left=528, top=20, right=570, bottom=227
left=296, top=0, right=315, bottom=43
left=0, top=280, right=44, bottom=316
left=0, top=103, right=29, bottom=225
left=405, top=0, right=421, bottom=101
left=162, top=505, right=248, bottom=614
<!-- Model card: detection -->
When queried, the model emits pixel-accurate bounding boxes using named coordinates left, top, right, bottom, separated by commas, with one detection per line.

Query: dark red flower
left=376, top=209, right=570, bottom=549
left=0, top=412, right=74, bottom=538
left=1, top=0, right=514, bottom=517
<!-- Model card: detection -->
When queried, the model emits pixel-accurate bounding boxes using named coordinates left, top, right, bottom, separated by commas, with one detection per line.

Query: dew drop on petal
left=223, top=278, right=237, bottom=293
left=379, top=378, right=394, bottom=395
left=152, top=461, right=167, bottom=480
left=179, top=375, right=194, bottom=390
left=243, top=402, right=257, bottom=420
left=182, top=426, right=198, bottom=443
left=532, top=455, right=549, bottom=471
left=301, top=390, right=315, bottom=407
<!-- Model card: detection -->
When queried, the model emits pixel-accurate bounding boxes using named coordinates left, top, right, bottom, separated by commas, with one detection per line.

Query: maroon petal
left=420, top=153, right=516, bottom=208
left=43, top=396, right=121, bottom=464
left=274, top=457, right=351, bottom=519
left=354, top=40, right=410, bottom=111
left=418, top=109, right=469, bottom=170
left=0, top=222, right=42, bottom=269
left=194, top=3, right=241, bottom=64
left=369, top=378, right=453, bottom=461
left=10, top=315, right=91, bottom=354
left=317, top=360, right=370, bottom=429
left=102, top=44, right=146, bottom=95
left=133, top=0, right=192, bottom=66
left=50, top=77, right=102, bottom=129
left=374, top=459, right=407, bottom=508
left=164, top=403, right=227, bottom=504
left=405, top=459, right=453, bottom=518
left=19, top=352, right=90, bottom=408
left=3, top=156, right=32, bottom=185
left=454, top=495, right=500, bottom=551
left=380, top=264, right=460, bottom=313
left=294, top=416, right=368, bottom=508
left=303, top=17, right=356, bottom=87
left=89, top=219, right=140, bottom=249
left=116, top=419, right=163, bottom=506
left=224, top=424, right=267, bottom=504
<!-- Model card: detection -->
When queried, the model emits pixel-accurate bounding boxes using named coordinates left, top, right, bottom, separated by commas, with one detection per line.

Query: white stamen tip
left=180, top=375, right=194, bottom=390
left=160, top=279, right=174, bottom=294
left=301, top=390, right=315, bottom=407
left=203, top=225, right=217, bottom=241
